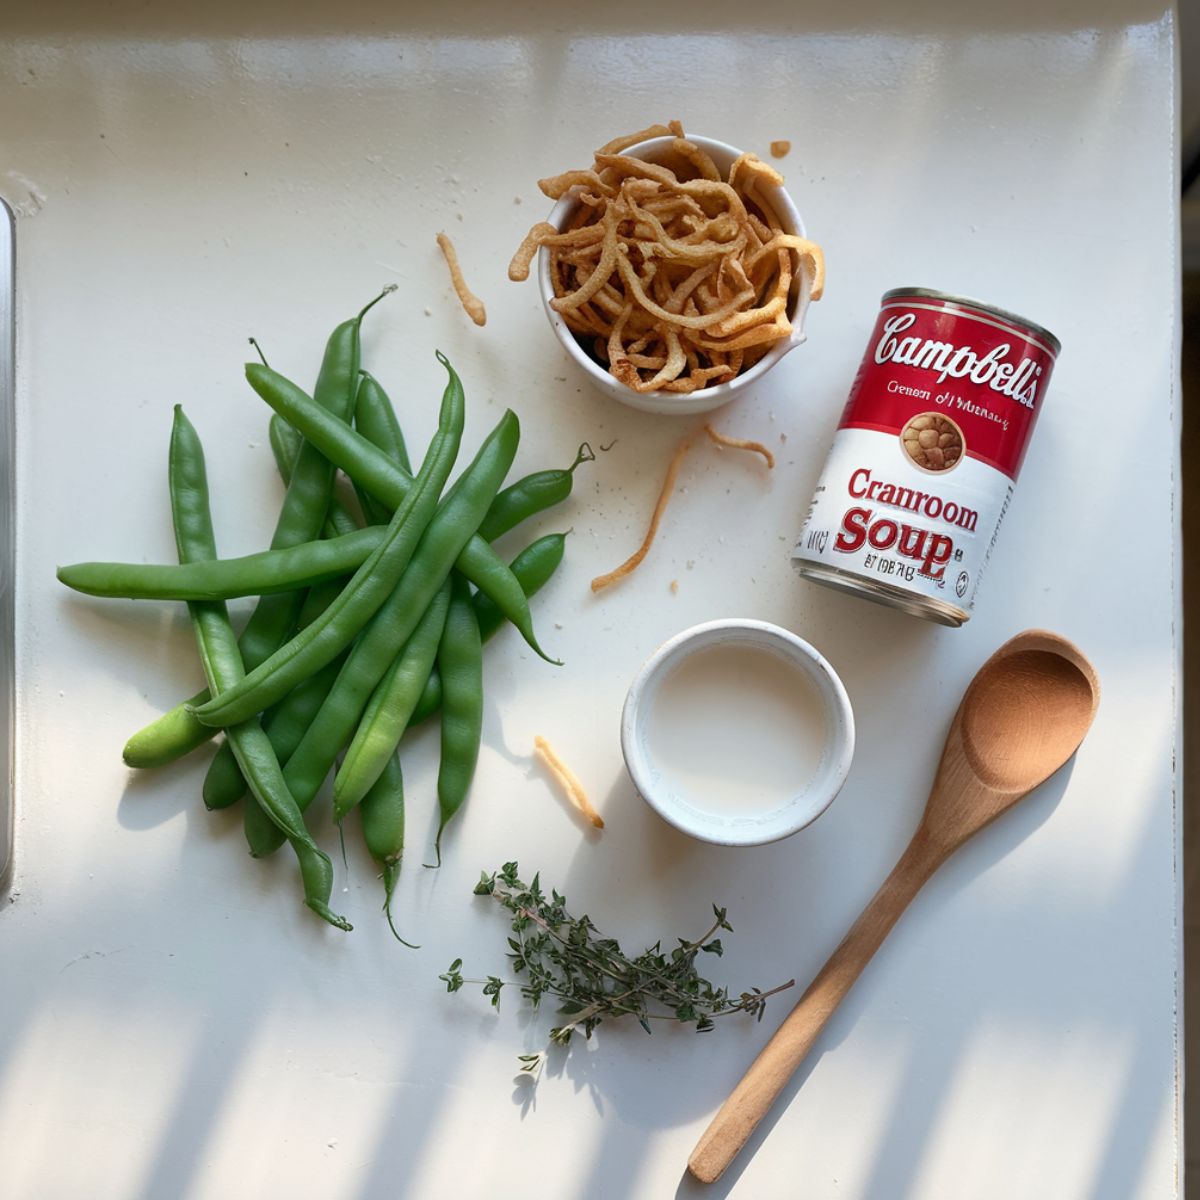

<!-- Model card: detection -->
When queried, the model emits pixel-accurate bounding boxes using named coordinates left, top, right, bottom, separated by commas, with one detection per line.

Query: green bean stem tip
left=532, top=638, right=564, bottom=668
left=569, top=442, right=596, bottom=473
left=358, top=284, right=397, bottom=322
left=382, top=864, right=418, bottom=949
left=306, top=900, right=354, bottom=932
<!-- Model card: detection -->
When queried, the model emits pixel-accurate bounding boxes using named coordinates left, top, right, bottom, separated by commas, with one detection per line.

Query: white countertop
left=0, top=3, right=1181, bottom=1197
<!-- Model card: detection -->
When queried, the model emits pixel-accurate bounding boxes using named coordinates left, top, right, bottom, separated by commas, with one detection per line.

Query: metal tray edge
left=0, top=197, right=13, bottom=898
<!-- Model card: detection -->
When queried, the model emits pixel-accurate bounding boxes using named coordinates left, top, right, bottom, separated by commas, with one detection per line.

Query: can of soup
left=791, top=288, right=1060, bottom=626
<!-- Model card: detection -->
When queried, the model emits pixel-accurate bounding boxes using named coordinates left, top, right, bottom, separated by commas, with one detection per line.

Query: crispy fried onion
left=533, top=736, right=604, bottom=830
left=509, top=123, right=825, bottom=394
left=590, top=421, right=776, bottom=590
left=590, top=434, right=692, bottom=592
left=437, top=232, right=487, bottom=326
left=704, top=422, right=776, bottom=468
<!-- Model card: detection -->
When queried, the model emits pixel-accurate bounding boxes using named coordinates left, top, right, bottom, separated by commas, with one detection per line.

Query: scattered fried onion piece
left=512, top=122, right=825, bottom=394
left=770, top=140, right=791, bottom=159
left=534, top=736, right=603, bottom=829
left=591, top=435, right=692, bottom=592
left=436, top=232, right=487, bottom=326
left=508, top=222, right=558, bottom=281
left=704, top=423, right=776, bottom=468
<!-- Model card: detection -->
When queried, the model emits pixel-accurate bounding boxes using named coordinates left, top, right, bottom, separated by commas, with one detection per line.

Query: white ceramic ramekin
left=620, top=620, right=854, bottom=846
left=537, top=134, right=813, bottom=417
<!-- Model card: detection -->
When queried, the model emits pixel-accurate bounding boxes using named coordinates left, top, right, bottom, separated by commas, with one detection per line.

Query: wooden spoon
left=687, top=629, right=1100, bottom=1184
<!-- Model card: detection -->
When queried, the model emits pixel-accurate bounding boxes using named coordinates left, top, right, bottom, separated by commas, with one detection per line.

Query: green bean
left=244, top=364, right=558, bottom=665
left=195, top=294, right=382, bottom=692
left=268, top=411, right=303, bottom=480
left=247, top=365, right=414, bottom=506
left=432, top=574, right=483, bottom=866
left=269, top=415, right=362, bottom=538
left=355, top=371, right=412, bottom=473
left=345, top=372, right=419, bottom=943
left=191, top=355, right=467, bottom=730
left=58, top=528, right=382, bottom=601
left=237, top=650, right=348, bottom=837
left=120, top=460, right=569, bottom=771
left=224, top=491, right=358, bottom=819
left=280, top=409, right=515, bottom=791
left=120, top=292, right=388, bottom=768
left=247, top=408, right=519, bottom=858
left=205, top=598, right=351, bottom=813
left=472, top=533, right=568, bottom=636
left=204, top=421, right=363, bottom=811
left=202, top=750, right=246, bottom=811
left=224, top=572, right=354, bottom=804
left=217, top=379, right=407, bottom=816
left=121, top=492, right=568, bottom=773
left=122, top=702, right=215, bottom=770
left=332, top=580, right=452, bottom=819
left=279, top=368, right=586, bottom=548
left=258, top=287, right=390, bottom=546
left=407, top=532, right=567, bottom=728
left=201, top=750, right=245, bottom=811
left=168, top=405, right=350, bottom=931
left=351, top=372, right=407, bottom=526
left=475, top=442, right=593, bottom=542
left=359, top=752, right=414, bottom=945
left=339, top=387, right=561, bottom=877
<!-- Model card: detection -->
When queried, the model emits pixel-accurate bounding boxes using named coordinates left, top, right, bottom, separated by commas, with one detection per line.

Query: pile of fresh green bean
left=58, top=291, right=585, bottom=935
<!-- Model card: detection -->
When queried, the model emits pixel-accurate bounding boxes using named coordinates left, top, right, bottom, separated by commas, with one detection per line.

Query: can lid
left=881, top=287, right=1061, bottom=357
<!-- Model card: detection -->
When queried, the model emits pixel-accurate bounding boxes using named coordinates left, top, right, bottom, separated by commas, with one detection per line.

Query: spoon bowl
left=958, top=634, right=1099, bottom=793
left=921, top=630, right=1101, bottom=852
left=688, top=629, right=1100, bottom=1184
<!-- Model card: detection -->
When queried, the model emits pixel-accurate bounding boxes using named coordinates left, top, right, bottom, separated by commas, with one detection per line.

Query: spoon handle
left=687, top=834, right=942, bottom=1184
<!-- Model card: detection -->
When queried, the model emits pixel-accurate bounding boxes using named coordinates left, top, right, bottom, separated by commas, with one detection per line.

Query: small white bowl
left=537, top=134, right=813, bottom=417
left=620, top=620, right=854, bottom=846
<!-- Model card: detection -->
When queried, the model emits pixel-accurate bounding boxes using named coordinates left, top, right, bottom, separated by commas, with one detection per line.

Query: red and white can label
left=792, top=291, right=1059, bottom=621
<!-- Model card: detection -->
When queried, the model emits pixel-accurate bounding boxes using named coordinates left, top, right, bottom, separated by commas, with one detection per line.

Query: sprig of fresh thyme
left=440, top=861, right=794, bottom=1077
